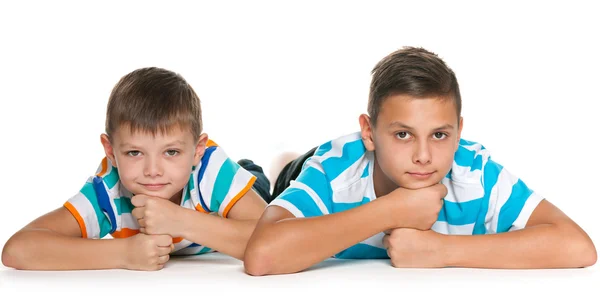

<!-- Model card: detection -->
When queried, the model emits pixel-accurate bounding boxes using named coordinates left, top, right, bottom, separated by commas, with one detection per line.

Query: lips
left=407, top=171, right=436, bottom=179
left=140, top=183, right=168, bottom=190
left=408, top=172, right=435, bottom=176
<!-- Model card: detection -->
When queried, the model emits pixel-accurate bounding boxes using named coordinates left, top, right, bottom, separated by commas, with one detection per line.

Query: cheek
left=171, top=157, right=195, bottom=177
left=378, top=147, right=409, bottom=176
left=114, top=158, right=138, bottom=179
left=433, top=145, right=455, bottom=169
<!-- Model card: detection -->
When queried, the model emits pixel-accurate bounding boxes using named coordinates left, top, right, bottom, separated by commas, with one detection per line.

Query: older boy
left=244, top=47, right=597, bottom=275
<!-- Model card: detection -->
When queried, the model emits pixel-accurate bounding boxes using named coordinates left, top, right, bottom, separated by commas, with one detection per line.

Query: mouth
left=406, top=171, right=436, bottom=179
left=140, top=183, right=169, bottom=191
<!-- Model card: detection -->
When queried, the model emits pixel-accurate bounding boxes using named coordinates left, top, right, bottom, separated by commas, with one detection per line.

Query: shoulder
left=94, top=157, right=123, bottom=191
left=449, top=139, right=492, bottom=183
left=193, top=139, right=253, bottom=191
left=193, top=139, right=232, bottom=176
left=305, top=132, right=370, bottom=191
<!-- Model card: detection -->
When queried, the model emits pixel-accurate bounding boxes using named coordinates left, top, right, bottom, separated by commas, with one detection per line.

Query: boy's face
left=361, top=94, right=462, bottom=192
left=101, top=125, right=207, bottom=203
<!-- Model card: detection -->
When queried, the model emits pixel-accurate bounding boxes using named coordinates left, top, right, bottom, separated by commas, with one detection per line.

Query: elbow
left=577, top=238, right=597, bottom=268
left=562, top=224, right=597, bottom=268
left=243, top=242, right=275, bottom=276
left=2, top=236, right=26, bottom=269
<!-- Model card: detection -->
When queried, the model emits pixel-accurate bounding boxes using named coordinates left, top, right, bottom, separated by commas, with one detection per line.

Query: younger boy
left=244, top=47, right=597, bottom=275
left=2, top=67, right=270, bottom=271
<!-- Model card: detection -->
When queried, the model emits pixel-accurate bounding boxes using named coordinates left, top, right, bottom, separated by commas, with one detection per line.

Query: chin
left=399, top=180, right=439, bottom=190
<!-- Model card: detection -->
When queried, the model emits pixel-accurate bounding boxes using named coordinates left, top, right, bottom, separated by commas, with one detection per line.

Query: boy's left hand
left=131, top=195, right=185, bottom=237
left=382, top=228, right=447, bottom=268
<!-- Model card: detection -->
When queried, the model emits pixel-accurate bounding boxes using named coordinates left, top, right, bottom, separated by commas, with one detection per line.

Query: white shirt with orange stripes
left=64, top=141, right=256, bottom=255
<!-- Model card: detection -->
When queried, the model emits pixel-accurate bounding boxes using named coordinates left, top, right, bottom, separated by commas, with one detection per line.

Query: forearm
left=2, top=229, right=127, bottom=270
left=444, top=223, right=597, bottom=268
left=245, top=200, right=394, bottom=275
left=178, top=209, right=257, bottom=260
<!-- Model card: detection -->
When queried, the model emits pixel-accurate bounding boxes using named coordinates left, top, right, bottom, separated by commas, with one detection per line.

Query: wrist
left=115, top=237, right=131, bottom=269
left=440, top=234, right=459, bottom=267
left=386, top=192, right=409, bottom=229
left=379, top=193, right=405, bottom=229
left=177, top=208, right=198, bottom=239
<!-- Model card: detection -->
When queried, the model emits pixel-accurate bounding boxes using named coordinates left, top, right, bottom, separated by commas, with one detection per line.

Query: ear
left=359, top=114, right=376, bottom=152
left=193, top=133, right=209, bottom=166
left=100, top=134, right=117, bottom=167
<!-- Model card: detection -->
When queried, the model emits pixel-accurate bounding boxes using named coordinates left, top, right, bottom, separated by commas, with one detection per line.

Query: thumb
left=131, top=195, right=146, bottom=207
left=436, top=183, right=448, bottom=196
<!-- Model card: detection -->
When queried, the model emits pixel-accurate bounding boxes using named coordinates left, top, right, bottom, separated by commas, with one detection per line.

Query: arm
left=179, top=188, right=267, bottom=260
left=1, top=207, right=172, bottom=271
left=243, top=183, right=447, bottom=276
left=443, top=200, right=596, bottom=268
left=133, top=188, right=267, bottom=260
left=384, top=200, right=597, bottom=269
left=243, top=199, right=397, bottom=276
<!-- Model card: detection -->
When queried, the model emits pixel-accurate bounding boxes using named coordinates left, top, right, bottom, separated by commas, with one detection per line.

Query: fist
left=124, top=233, right=174, bottom=271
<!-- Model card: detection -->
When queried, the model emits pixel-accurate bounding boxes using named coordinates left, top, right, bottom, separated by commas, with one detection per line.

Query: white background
left=0, top=0, right=598, bottom=298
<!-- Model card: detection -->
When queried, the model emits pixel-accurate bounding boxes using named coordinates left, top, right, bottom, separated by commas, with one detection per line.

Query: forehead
left=377, top=94, right=459, bottom=128
left=111, top=123, right=194, bottom=144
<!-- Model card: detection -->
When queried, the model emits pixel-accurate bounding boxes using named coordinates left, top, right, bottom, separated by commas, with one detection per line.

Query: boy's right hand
left=386, top=183, right=448, bottom=230
left=123, top=233, right=174, bottom=271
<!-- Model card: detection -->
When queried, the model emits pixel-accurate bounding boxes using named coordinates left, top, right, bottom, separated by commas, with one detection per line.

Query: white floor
left=1, top=252, right=598, bottom=300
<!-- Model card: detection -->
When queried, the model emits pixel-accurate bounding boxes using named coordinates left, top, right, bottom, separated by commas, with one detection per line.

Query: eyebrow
left=119, top=140, right=187, bottom=148
left=163, top=140, right=188, bottom=147
left=389, top=122, right=454, bottom=131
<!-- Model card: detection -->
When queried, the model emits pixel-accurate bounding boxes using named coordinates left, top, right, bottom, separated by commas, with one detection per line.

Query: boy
left=2, top=67, right=270, bottom=271
left=244, top=47, right=597, bottom=275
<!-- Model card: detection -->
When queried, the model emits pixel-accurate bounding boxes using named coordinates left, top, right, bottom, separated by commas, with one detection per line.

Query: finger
left=137, top=218, right=147, bottom=228
left=158, top=245, right=173, bottom=256
left=383, top=229, right=391, bottom=235
left=157, top=254, right=170, bottom=265
left=382, top=234, right=390, bottom=248
left=155, top=235, right=174, bottom=247
left=131, top=196, right=146, bottom=207
left=436, top=183, right=448, bottom=196
left=139, top=227, right=147, bottom=234
left=131, top=207, right=146, bottom=220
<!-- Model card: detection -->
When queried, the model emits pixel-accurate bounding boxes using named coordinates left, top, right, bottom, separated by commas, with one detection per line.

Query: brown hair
left=105, top=67, right=202, bottom=140
left=368, top=46, right=461, bottom=125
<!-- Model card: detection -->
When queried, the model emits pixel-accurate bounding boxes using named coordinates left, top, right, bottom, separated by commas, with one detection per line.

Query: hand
left=123, top=233, right=174, bottom=271
left=382, top=228, right=447, bottom=268
left=131, top=194, right=186, bottom=236
left=385, top=183, right=447, bottom=230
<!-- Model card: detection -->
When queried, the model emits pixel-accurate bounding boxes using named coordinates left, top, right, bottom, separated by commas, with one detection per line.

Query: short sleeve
left=63, top=159, right=115, bottom=238
left=196, top=146, right=257, bottom=218
left=269, top=155, right=333, bottom=218
left=482, top=158, right=544, bottom=233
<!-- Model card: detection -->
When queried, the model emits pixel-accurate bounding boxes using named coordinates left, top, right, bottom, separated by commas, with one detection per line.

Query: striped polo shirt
left=269, top=132, right=544, bottom=259
left=64, top=140, right=256, bottom=256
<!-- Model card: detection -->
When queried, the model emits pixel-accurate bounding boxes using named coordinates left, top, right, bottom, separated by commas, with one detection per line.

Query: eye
left=395, top=132, right=411, bottom=140
left=433, top=132, right=448, bottom=140
left=165, top=150, right=179, bottom=157
left=126, top=151, right=141, bottom=157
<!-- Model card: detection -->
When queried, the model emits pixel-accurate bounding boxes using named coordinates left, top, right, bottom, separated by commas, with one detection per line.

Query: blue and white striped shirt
left=269, top=132, right=544, bottom=259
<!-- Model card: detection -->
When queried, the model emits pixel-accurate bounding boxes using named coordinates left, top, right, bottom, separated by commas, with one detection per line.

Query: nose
left=143, top=156, right=163, bottom=177
left=412, top=139, right=432, bottom=165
